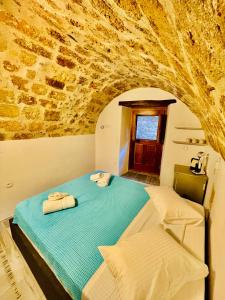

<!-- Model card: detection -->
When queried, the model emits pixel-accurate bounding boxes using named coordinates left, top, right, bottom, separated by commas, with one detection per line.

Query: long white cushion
left=145, top=186, right=204, bottom=225
left=99, top=225, right=208, bottom=300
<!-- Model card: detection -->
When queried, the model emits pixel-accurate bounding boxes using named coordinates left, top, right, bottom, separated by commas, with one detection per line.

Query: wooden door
left=129, top=108, right=167, bottom=174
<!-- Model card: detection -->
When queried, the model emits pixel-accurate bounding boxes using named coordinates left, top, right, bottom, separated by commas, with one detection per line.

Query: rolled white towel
left=43, top=195, right=76, bottom=214
left=97, top=173, right=111, bottom=187
left=90, top=173, right=103, bottom=182
left=48, top=192, right=68, bottom=201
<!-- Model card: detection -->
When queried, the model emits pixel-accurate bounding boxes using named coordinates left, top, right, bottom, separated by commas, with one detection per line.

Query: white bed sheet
left=82, top=200, right=205, bottom=300
left=18, top=199, right=205, bottom=300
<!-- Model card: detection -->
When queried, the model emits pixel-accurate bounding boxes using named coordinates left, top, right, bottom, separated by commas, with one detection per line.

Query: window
left=136, top=115, right=159, bottom=140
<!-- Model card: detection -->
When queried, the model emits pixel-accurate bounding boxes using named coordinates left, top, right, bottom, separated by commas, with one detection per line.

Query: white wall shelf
left=175, top=126, right=203, bottom=130
left=173, top=140, right=207, bottom=146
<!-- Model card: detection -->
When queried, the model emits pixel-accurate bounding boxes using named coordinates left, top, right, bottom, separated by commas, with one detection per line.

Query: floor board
left=0, top=219, right=46, bottom=300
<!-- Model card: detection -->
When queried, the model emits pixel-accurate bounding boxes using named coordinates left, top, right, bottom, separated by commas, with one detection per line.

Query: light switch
left=5, top=182, right=13, bottom=188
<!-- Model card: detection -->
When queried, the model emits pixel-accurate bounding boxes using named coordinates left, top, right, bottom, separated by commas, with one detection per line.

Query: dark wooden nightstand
left=173, top=164, right=208, bottom=205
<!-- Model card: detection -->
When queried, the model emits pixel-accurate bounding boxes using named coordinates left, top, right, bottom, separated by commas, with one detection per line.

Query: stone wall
left=0, top=0, right=224, bottom=159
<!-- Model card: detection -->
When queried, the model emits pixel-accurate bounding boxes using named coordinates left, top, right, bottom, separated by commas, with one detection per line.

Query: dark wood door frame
left=119, top=99, right=176, bottom=108
left=129, top=107, right=168, bottom=175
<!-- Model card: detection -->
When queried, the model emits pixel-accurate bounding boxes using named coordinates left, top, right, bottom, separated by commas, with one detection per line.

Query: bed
left=10, top=172, right=206, bottom=300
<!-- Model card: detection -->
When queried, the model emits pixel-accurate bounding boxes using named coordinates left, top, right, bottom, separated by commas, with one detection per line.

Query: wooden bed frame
left=9, top=219, right=72, bottom=300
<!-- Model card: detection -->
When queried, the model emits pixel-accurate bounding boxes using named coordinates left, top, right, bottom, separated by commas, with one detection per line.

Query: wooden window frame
left=130, top=107, right=167, bottom=144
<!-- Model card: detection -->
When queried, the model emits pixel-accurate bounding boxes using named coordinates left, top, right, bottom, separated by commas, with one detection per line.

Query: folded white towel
left=90, top=173, right=103, bottom=182
left=48, top=192, right=68, bottom=201
left=97, top=173, right=111, bottom=187
left=43, top=195, right=76, bottom=214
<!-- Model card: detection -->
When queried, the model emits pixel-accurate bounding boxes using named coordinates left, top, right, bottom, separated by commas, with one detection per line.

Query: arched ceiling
left=0, top=0, right=224, bottom=159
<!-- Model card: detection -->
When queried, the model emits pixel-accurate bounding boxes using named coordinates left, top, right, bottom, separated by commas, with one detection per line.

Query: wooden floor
left=0, top=219, right=46, bottom=300
left=122, top=170, right=160, bottom=185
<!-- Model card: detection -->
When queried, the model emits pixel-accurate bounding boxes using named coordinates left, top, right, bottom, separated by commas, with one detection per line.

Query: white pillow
left=145, top=186, right=204, bottom=225
left=99, top=225, right=208, bottom=300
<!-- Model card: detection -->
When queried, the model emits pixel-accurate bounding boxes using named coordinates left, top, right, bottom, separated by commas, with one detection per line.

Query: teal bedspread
left=13, top=173, right=149, bottom=299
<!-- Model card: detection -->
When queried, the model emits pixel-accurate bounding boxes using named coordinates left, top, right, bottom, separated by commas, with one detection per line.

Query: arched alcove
left=95, top=87, right=221, bottom=207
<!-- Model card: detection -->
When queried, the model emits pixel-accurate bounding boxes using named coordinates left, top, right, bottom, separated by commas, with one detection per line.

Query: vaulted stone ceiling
left=0, top=0, right=224, bottom=158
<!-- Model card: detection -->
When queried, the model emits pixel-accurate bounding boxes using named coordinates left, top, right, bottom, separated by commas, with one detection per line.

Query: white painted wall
left=95, top=99, right=122, bottom=175
left=118, top=107, right=131, bottom=175
left=209, top=157, right=225, bottom=300
left=0, top=135, right=95, bottom=220
left=160, top=101, right=221, bottom=207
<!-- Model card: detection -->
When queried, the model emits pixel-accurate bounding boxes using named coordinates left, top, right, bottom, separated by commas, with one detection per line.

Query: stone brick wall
left=0, top=0, right=224, bottom=159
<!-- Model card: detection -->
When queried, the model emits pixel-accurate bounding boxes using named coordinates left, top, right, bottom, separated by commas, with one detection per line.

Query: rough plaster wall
left=0, top=0, right=224, bottom=158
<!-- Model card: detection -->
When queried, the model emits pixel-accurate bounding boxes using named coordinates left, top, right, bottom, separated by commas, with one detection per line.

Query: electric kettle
left=190, top=152, right=208, bottom=175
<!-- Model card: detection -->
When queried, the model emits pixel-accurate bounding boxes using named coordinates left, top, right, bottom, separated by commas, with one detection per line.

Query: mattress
left=13, top=173, right=149, bottom=300
left=82, top=200, right=205, bottom=300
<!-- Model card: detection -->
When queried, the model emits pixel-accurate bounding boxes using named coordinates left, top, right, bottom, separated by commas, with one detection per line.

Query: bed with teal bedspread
left=13, top=173, right=149, bottom=300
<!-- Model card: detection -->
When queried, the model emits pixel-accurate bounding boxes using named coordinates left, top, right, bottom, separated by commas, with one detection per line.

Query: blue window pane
left=136, top=116, right=159, bottom=140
